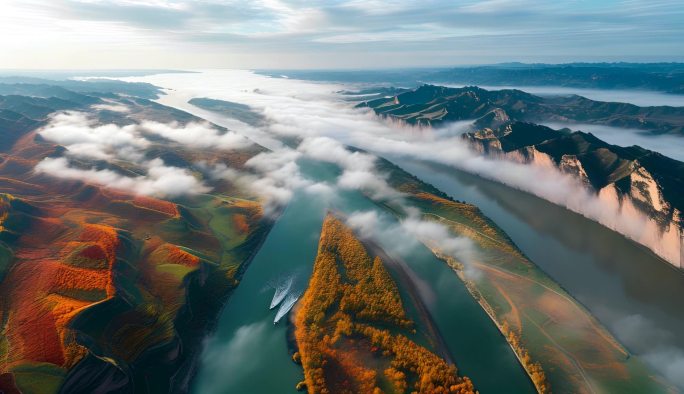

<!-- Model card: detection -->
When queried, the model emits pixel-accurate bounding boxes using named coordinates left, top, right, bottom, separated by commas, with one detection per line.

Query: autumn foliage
left=501, top=321, right=550, bottom=393
left=294, top=214, right=475, bottom=394
left=0, top=220, right=120, bottom=373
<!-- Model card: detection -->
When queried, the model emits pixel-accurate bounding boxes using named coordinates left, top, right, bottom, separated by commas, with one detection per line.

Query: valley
left=361, top=84, right=684, bottom=270
left=0, top=68, right=682, bottom=393
left=2, top=1, right=683, bottom=393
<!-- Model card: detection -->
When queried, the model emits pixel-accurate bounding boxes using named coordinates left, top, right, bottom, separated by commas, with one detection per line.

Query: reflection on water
left=192, top=164, right=535, bottom=393
left=398, top=158, right=684, bottom=382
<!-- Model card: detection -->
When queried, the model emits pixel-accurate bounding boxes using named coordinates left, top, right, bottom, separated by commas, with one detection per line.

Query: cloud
left=2, top=0, right=683, bottom=68
left=298, top=136, right=401, bottom=200
left=346, top=209, right=481, bottom=279
left=140, top=120, right=253, bottom=150
left=201, top=148, right=332, bottom=213
left=541, top=122, right=684, bottom=162
left=135, top=71, right=667, bottom=261
left=195, top=322, right=282, bottom=394
left=643, top=348, right=684, bottom=388
left=612, top=314, right=684, bottom=388
left=128, top=69, right=684, bottom=387
left=35, top=157, right=210, bottom=198
left=35, top=110, right=262, bottom=198
left=91, top=102, right=130, bottom=113
left=135, top=71, right=675, bottom=267
left=346, top=210, right=381, bottom=238
left=39, top=111, right=149, bottom=161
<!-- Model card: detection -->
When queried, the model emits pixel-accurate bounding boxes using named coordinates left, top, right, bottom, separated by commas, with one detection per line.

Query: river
left=395, top=158, right=684, bottom=388
left=190, top=157, right=535, bottom=393
left=120, top=70, right=684, bottom=391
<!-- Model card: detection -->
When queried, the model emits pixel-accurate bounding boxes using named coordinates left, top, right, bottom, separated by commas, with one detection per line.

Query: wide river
left=191, top=158, right=535, bottom=393
left=128, top=71, right=684, bottom=391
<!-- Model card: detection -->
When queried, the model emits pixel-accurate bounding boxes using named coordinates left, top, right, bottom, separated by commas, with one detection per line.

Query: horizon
left=2, top=60, right=684, bottom=73
left=2, top=3, right=684, bottom=394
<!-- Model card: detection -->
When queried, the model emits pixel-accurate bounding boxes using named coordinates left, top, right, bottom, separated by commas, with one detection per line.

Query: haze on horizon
left=1, top=0, right=683, bottom=70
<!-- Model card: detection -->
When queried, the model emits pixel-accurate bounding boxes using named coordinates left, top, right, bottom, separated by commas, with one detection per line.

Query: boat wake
left=274, top=292, right=301, bottom=324
left=269, top=276, right=294, bottom=310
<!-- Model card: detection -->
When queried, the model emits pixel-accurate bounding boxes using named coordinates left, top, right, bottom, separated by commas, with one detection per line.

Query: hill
left=359, top=84, right=684, bottom=134
left=0, top=84, right=273, bottom=393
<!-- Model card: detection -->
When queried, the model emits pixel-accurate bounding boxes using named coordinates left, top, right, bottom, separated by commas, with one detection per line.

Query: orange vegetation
left=501, top=321, right=550, bottom=393
left=147, top=243, right=201, bottom=268
left=0, top=110, right=268, bottom=391
left=0, top=219, right=120, bottom=373
left=233, top=214, right=250, bottom=234
left=294, top=214, right=474, bottom=394
left=133, top=195, right=179, bottom=217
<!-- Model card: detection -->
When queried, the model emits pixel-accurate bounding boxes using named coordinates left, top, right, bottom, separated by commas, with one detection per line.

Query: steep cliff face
left=360, top=84, right=684, bottom=268
left=463, top=125, right=684, bottom=268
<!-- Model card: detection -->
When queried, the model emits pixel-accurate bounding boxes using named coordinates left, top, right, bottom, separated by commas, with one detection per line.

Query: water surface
left=397, top=158, right=684, bottom=387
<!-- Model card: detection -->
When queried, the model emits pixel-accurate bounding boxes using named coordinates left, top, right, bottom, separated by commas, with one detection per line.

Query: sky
left=0, top=0, right=683, bottom=69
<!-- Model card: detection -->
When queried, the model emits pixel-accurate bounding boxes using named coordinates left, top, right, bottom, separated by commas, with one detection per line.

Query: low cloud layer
left=201, top=148, right=333, bottom=214
left=542, top=122, right=684, bottom=162
left=195, top=322, right=281, bottom=394
left=39, top=111, right=148, bottom=161
left=347, top=209, right=478, bottom=274
left=298, top=136, right=401, bottom=200
left=125, top=70, right=684, bottom=387
left=140, top=120, right=253, bottom=150
left=130, top=72, right=672, bottom=260
left=612, top=314, right=684, bottom=388
left=36, top=157, right=210, bottom=198
left=35, top=110, right=253, bottom=197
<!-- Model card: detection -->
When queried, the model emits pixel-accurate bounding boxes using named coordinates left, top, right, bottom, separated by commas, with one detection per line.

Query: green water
left=191, top=158, right=534, bottom=394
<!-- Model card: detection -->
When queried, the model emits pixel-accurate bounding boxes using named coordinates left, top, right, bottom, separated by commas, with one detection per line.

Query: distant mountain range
left=358, top=84, right=684, bottom=134
left=263, top=62, right=684, bottom=95
left=0, top=77, right=163, bottom=99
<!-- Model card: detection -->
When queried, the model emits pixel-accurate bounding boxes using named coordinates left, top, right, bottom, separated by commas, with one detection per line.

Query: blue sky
left=1, top=0, right=683, bottom=69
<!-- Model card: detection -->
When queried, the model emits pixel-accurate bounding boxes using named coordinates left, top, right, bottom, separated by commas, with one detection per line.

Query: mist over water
left=119, top=70, right=684, bottom=387
left=542, top=122, right=684, bottom=162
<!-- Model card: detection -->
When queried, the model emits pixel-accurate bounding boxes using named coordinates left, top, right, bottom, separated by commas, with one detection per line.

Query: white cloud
left=202, top=149, right=327, bottom=213
left=1, top=0, right=682, bottom=68
left=39, top=111, right=149, bottom=161
left=35, top=157, right=210, bottom=198
left=298, top=136, right=401, bottom=200
left=195, top=322, right=282, bottom=394
left=140, top=120, right=253, bottom=150
left=35, top=110, right=260, bottom=197
left=126, top=69, right=684, bottom=387
left=130, top=71, right=669, bottom=263
left=613, top=314, right=684, bottom=388
left=91, top=102, right=130, bottom=113
left=347, top=209, right=480, bottom=278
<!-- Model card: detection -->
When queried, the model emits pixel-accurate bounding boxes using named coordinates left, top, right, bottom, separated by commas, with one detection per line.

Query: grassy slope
left=0, top=95, right=274, bottom=394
